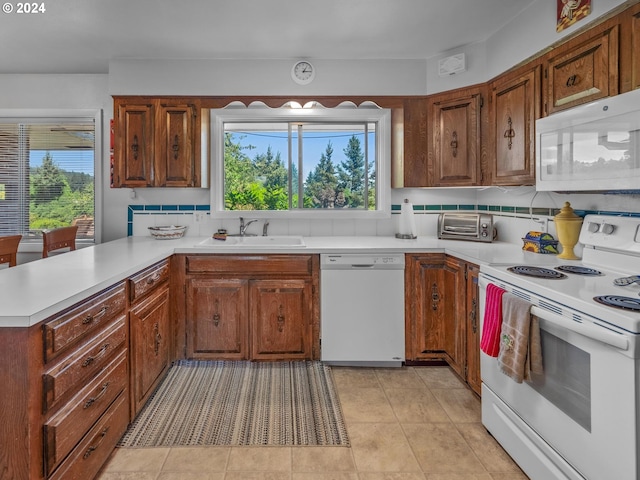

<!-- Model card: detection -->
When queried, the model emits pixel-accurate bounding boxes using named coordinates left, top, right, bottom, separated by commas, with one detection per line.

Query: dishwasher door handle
left=351, top=264, right=375, bottom=269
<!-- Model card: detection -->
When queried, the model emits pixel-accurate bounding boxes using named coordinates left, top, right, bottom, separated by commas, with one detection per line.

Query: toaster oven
left=437, top=213, right=494, bottom=242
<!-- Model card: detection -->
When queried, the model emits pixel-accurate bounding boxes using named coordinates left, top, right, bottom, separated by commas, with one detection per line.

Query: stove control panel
left=587, top=221, right=615, bottom=235
left=580, top=215, right=640, bottom=253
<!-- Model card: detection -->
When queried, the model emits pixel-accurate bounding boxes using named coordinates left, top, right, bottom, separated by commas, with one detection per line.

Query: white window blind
left=0, top=117, right=95, bottom=240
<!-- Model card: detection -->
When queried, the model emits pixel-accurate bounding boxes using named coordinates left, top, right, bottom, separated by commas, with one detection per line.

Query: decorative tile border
left=391, top=203, right=640, bottom=218
left=128, top=203, right=640, bottom=236
left=128, top=204, right=209, bottom=236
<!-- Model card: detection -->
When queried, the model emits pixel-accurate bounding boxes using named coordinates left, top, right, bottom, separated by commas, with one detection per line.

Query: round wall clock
left=291, top=60, right=315, bottom=85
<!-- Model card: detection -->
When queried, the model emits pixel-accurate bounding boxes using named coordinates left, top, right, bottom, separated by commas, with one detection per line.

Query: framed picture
left=557, top=0, right=591, bottom=32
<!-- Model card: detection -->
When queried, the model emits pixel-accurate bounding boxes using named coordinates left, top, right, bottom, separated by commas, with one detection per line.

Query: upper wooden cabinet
left=626, top=3, right=640, bottom=91
left=488, top=64, right=540, bottom=185
left=427, top=86, right=483, bottom=187
left=544, top=24, right=619, bottom=115
left=113, top=97, right=201, bottom=187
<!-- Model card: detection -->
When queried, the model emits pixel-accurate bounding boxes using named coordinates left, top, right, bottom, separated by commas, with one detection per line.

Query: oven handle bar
left=530, top=306, right=629, bottom=351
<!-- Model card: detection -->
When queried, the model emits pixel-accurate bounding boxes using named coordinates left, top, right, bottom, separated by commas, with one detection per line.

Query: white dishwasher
left=320, top=253, right=405, bottom=367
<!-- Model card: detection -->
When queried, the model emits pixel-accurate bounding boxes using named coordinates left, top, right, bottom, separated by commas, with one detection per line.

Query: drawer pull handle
left=84, top=382, right=110, bottom=409
left=81, top=343, right=110, bottom=368
left=146, top=272, right=162, bottom=284
left=566, top=74, right=579, bottom=87
left=83, top=426, right=110, bottom=460
left=82, top=306, right=108, bottom=325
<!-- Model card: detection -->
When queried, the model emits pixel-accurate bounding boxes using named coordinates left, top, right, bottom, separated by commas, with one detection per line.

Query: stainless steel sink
left=195, top=235, right=306, bottom=248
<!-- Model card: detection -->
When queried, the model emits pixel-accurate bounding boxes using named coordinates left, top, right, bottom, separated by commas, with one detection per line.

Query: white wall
left=426, top=0, right=629, bottom=93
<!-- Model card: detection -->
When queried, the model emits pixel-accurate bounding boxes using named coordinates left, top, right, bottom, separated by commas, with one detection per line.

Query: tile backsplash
left=129, top=203, right=640, bottom=244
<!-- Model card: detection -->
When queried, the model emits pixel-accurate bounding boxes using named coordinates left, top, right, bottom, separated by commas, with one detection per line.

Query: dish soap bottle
left=554, top=202, right=583, bottom=260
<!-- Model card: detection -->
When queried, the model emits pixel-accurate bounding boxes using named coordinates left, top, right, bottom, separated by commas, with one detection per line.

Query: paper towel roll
left=398, top=199, right=417, bottom=238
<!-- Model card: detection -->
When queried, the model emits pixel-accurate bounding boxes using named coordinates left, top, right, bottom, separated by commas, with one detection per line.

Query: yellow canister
left=554, top=202, right=583, bottom=260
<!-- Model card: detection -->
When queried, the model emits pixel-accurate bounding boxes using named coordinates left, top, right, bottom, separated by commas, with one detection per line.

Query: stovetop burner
left=507, top=266, right=568, bottom=279
left=556, top=265, right=603, bottom=276
left=594, top=295, right=640, bottom=311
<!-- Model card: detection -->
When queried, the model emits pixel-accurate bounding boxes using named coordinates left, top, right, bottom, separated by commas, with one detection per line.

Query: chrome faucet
left=262, top=221, right=269, bottom=237
left=239, top=217, right=258, bottom=236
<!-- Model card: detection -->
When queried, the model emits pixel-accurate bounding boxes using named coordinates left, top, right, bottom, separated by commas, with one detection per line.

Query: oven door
left=479, top=274, right=639, bottom=480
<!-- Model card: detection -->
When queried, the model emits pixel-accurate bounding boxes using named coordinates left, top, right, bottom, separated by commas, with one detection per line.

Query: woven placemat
left=118, top=360, right=349, bottom=447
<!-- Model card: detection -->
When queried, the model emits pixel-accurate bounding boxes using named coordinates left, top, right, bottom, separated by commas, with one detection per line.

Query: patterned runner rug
left=118, top=360, right=349, bottom=447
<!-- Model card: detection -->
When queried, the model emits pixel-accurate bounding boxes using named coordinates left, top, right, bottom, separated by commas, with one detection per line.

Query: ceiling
left=0, top=0, right=536, bottom=74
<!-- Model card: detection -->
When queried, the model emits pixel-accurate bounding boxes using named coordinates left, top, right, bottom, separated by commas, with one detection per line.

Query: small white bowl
left=148, top=225, right=187, bottom=240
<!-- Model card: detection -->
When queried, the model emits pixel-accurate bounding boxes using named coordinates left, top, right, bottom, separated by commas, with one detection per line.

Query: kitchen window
left=0, top=110, right=101, bottom=242
left=210, top=104, right=391, bottom=219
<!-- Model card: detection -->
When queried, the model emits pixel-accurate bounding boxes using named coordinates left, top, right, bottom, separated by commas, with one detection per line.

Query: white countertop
left=0, top=235, right=559, bottom=327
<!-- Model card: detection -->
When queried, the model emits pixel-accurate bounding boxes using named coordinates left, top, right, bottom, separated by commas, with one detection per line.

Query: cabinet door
left=429, top=92, right=481, bottom=186
left=250, top=279, right=312, bottom=360
left=490, top=65, right=540, bottom=185
left=156, top=103, right=197, bottom=187
left=465, top=263, right=481, bottom=396
left=130, top=286, right=171, bottom=416
left=114, top=102, right=154, bottom=187
left=406, top=255, right=465, bottom=375
left=545, top=25, right=619, bottom=115
left=186, top=278, right=248, bottom=359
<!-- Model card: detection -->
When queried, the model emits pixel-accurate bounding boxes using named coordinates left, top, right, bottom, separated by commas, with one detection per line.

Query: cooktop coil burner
left=555, top=265, right=603, bottom=276
left=507, top=266, right=568, bottom=279
left=594, top=295, right=640, bottom=311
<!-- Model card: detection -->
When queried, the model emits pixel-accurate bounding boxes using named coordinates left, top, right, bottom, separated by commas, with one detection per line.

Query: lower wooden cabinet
left=406, top=254, right=481, bottom=395
left=180, top=254, right=319, bottom=361
left=250, top=279, right=313, bottom=360
left=465, top=262, right=481, bottom=395
left=405, top=254, right=466, bottom=375
left=186, top=277, right=248, bottom=359
left=130, top=285, right=171, bottom=416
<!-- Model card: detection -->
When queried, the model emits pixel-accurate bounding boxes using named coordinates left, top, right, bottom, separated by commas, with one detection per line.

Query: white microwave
left=536, top=88, right=640, bottom=192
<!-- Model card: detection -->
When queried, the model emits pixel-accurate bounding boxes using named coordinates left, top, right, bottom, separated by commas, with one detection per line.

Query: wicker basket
left=148, top=225, right=187, bottom=240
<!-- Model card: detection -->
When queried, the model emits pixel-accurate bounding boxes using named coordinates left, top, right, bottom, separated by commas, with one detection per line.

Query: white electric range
left=479, top=214, right=640, bottom=480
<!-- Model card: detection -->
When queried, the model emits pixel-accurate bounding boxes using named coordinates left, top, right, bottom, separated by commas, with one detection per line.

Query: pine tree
left=337, top=135, right=366, bottom=208
left=305, top=142, right=339, bottom=208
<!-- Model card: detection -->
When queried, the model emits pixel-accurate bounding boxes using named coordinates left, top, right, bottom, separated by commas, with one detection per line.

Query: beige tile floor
left=97, top=365, right=529, bottom=480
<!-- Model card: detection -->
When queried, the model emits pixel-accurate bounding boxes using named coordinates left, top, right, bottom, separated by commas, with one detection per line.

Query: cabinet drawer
left=44, top=350, right=127, bottom=476
left=186, top=254, right=315, bottom=276
left=43, top=282, right=126, bottom=362
left=43, top=317, right=126, bottom=413
left=47, top=391, right=129, bottom=480
left=129, top=259, right=170, bottom=303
